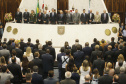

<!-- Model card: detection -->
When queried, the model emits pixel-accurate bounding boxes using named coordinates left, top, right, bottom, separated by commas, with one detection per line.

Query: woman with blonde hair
left=24, top=47, right=33, bottom=62
left=115, top=54, right=126, bottom=68
left=79, top=60, right=91, bottom=84
left=107, top=62, right=113, bottom=70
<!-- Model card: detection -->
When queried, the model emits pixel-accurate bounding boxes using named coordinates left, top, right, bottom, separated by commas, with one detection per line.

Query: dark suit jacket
left=92, top=58, right=105, bottom=76
left=0, top=22, right=3, bottom=26
left=41, top=53, right=53, bottom=72
left=104, top=50, right=114, bottom=62
left=23, top=12, right=29, bottom=22
left=42, top=14, right=49, bottom=24
left=88, top=13, right=94, bottom=22
left=109, top=41, right=116, bottom=49
left=71, top=73, right=80, bottom=84
left=7, top=45, right=15, bottom=54
left=42, top=44, right=48, bottom=51
left=37, top=13, right=43, bottom=24
left=71, top=44, right=82, bottom=55
left=20, top=41, right=27, bottom=52
left=15, top=12, right=22, bottom=23
left=84, top=82, right=91, bottom=84
left=91, top=43, right=97, bottom=50
left=101, top=13, right=109, bottom=23
left=82, top=46, right=92, bottom=57
left=44, top=78, right=58, bottom=84
left=73, top=50, right=84, bottom=69
left=7, top=63, right=22, bottom=83
left=60, top=78, right=76, bottom=84
left=31, top=73, right=43, bottom=84
left=57, top=52, right=66, bottom=69
left=81, top=13, right=88, bottom=24
left=32, top=57, right=43, bottom=75
left=50, top=12, right=57, bottom=23
left=98, top=75, right=113, bottom=84
left=46, top=46, right=56, bottom=61
left=66, top=13, right=73, bottom=23
left=118, top=73, right=126, bottom=84
left=13, top=48, right=23, bottom=61
left=57, top=14, right=65, bottom=24
left=0, top=46, right=3, bottom=50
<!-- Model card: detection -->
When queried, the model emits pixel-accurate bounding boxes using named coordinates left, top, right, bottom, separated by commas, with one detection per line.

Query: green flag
left=36, top=0, right=39, bottom=16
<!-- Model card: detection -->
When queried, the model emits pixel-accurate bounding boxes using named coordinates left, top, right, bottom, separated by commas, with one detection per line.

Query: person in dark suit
left=20, top=38, right=27, bottom=52
left=42, top=10, right=49, bottom=24
left=32, top=52, right=43, bottom=75
left=42, top=41, right=48, bottom=51
left=118, top=67, right=126, bottom=84
left=73, top=45, right=84, bottom=69
left=25, top=73, right=32, bottom=84
left=82, top=42, right=92, bottom=58
left=37, top=9, right=43, bottom=24
left=101, top=10, right=109, bottom=23
left=92, top=52, right=105, bottom=76
left=109, top=37, right=116, bottom=49
left=15, top=8, right=22, bottom=23
left=84, top=75, right=91, bottom=84
left=66, top=10, right=73, bottom=24
left=13, top=43, right=23, bottom=61
left=112, top=43, right=118, bottom=52
left=120, top=23, right=125, bottom=30
left=57, top=47, right=66, bottom=81
left=23, top=9, right=29, bottom=23
left=7, top=57, right=22, bottom=84
left=2, top=38, right=7, bottom=45
left=44, top=70, right=59, bottom=84
left=98, top=68, right=113, bottom=84
left=71, top=39, right=82, bottom=55
left=91, top=38, right=97, bottom=50
left=112, top=75, right=119, bottom=84
left=49, top=8, right=57, bottom=24
left=45, top=41, right=56, bottom=61
left=41, top=49, right=53, bottom=79
left=0, top=42, right=3, bottom=50
left=71, top=67, right=80, bottom=84
left=88, top=10, right=94, bottom=24
left=81, top=9, right=88, bottom=24
left=7, top=40, right=15, bottom=54
left=31, top=66, right=44, bottom=84
left=57, top=10, right=65, bottom=24
left=90, top=45, right=102, bottom=64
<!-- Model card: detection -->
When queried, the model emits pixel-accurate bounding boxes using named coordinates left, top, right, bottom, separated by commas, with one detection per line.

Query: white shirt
left=61, top=56, right=69, bottom=68
left=9, top=56, right=21, bottom=65
left=71, top=10, right=75, bottom=14
left=90, top=13, right=92, bottom=19
left=24, top=52, right=34, bottom=62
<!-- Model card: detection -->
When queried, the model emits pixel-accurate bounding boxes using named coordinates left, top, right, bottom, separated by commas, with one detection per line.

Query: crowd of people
left=0, top=36, right=126, bottom=84
left=15, top=7, right=109, bottom=24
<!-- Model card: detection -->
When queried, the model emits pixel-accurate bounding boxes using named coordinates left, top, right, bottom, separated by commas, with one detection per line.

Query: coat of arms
left=57, top=26, right=65, bottom=35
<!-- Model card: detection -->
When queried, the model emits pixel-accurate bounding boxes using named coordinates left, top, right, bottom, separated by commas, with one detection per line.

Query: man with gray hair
left=84, top=75, right=90, bottom=84
left=118, top=67, right=126, bottom=84
left=60, top=71, right=76, bottom=84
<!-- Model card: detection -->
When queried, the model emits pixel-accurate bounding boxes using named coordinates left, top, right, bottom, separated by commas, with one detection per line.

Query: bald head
left=85, top=75, right=90, bottom=82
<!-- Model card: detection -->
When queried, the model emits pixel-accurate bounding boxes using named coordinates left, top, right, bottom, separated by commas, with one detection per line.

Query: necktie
left=84, top=13, right=85, bottom=17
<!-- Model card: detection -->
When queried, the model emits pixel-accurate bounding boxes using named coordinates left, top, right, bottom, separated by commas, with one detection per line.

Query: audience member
left=118, top=67, right=126, bottom=84
left=112, top=75, right=119, bottom=84
left=84, top=75, right=91, bottom=84
left=25, top=73, right=32, bottom=84
left=91, top=68, right=100, bottom=84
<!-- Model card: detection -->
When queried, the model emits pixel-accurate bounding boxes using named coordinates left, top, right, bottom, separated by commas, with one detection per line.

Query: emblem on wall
left=105, top=29, right=111, bottom=36
left=12, top=28, right=18, bottom=35
left=6, top=26, right=12, bottom=32
left=57, top=26, right=65, bottom=35
left=112, top=27, right=117, bottom=33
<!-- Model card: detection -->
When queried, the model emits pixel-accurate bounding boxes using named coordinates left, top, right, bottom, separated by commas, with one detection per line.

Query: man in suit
left=98, top=68, right=113, bottom=84
left=60, top=71, right=76, bottom=84
left=42, top=41, right=48, bottom=51
left=0, top=44, right=10, bottom=64
left=109, top=37, right=116, bottom=49
left=91, top=38, right=97, bottom=50
left=101, top=10, right=109, bottom=23
left=15, top=8, right=22, bottom=23
left=31, top=66, right=44, bottom=84
left=118, top=67, right=126, bottom=84
left=90, top=45, right=102, bottom=64
left=57, top=10, right=65, bottom=24
left=2, top=38, right=7, bottom=45
left=120, top=23, right=125, bottom=30
left=73, top=45, right=84, bottom=69
left=94, top=11, right=101, bottom=23
left=57, top=47, right=66, bottom=81
left=66, top=10, right=73, bottom=24
left=25, top=73, right=32, bottom=84
left=7, top=57, right=22, bottom=84
left=112, top=75, right=119, bottom=84
left=49, top=8, right=57, bottom=24
left=84, top=75, right=91, bottom=84
left=42, top=10, right=49, bottom=24
left=82, top=42, right=92, bottom=58
left=72, top=9, right=80, bottom=24
left=88, top=10, right=94, bottom=24
left=7, top=40, right=15, bottom=54
left=41, top=49, right=53, bottom=79
left=71, top=39, right=82, bottom=55
left=92, top=52, right=105, bottom=76
left=32, top=52, right=43, bottom=75
left=0, top=66, right=14, bottom=84
left=37, top=9, right=43, bottom=24
left=45, top=41, right=56, bottom=61
left=20, top=38, right=27, bottom=52
left=81, top=9, right=88, bottom=24
left=23, top=9, right=29, bottom=23
left=44, top=70, right=59, bottom=84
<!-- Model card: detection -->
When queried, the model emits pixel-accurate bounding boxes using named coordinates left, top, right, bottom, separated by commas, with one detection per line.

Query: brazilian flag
left=36, top=0, right=39, bottom=16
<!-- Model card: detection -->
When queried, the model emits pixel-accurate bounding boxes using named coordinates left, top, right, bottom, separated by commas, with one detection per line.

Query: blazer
left=41, top=53, right=53, bottom=72
left=15, top=12, right=22, bottom=23
left=50, top=12, right=57, bottom=23
left=66, top=13, right=73, bottom=23
left=118, top=73, right=126, bottom=84
left=13, top=48, right=23, bottom=61
left=42, top=44, right=48, bottom=51
left=42, top=14, right=49, bottom=24
left=37, top=13, right=43, bottom=22
left=80, top=13, right=88, bottom=24
left=104, top=50, right=114, bottom=62
left=88, top=13, right=94, bottom=22
left=60, top=78, right=76, bottom=84
left=57, top=14, right=65, bottom=24
left=94, top=15, right=101, bottom=22
left=31, top=73, right=43, bottom=84
left=71, top=44, right=82, bottom=55
left=29, top=13, right=36, bottom=23
left=98, top=74, right=113, bottom=84
left=44, top=78, right=58, bottom=84
left=71, top=73, right=80, bottom=84
left=73, top=50, right=85, bottom=69
left=72, top=13, right=80, bottom=24
left=101, top=13, right=109, bottom=23
left=20, top=41, right=27, bottom=52
left=23, top=12, right=29, bottom=22
left=82, top=46, right=92, bottom=57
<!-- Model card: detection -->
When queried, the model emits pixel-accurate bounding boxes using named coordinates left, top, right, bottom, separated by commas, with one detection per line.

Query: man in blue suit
left=41, top=49, right=53, bottom=79
left=31, top=66, right=43, bottom=84
left=57, top=47, right=66, bottom=81
left=73, top=45, right=85, bottom=69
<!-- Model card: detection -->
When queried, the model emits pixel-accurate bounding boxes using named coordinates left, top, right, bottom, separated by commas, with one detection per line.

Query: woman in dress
left=29, top=10, right=36, bottom=24
left=79, top=60, right=91, bottom=84
left=24, top=47, right=34, bottom=62
left=91, top=68, right=100, bottom=84
left=117, top=27, right=123, bottom=41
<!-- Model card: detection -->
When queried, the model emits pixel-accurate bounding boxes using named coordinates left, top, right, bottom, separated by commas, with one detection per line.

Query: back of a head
left=11, top=57, right=16, bottom=63
left=107, top=62, right=112, bottom=68
left=0, top=56, right=6, bottom=64
left=73, top=67, right=78, bottom=72
left=28, top=38, right=31, bottom=42
left=93, top=68, right=99, bottom=75
left=12, top=50, right=17, bottom=56
left=38, top=44, right=42, bottom=50
left=95, top=45, right=99, bottom=50
left=46, top=49, right=50, bottom=53
left=75, top=39, right=79, bottom=42
left=104, top=67, right=109, bottom=74
left=3, top=44, right=7, bottom=49
left=94, top=38, right=97, bottom=43
left=120, top=67, right=125, bottom=73
left=83, top=60, right=89, bottom=71
left=34, top=52, right=39, bottom=58
left=111, top=37, right=115, bottom=41
left=60, top=47, right=65, bottom=53
left=85, top=42, right=89, bottom=47
left=1, top=66, right=7, bottom=73
left=33, top=66, right=38, bottom=72
left=119, top=44, right=123, bottom=49
left=48, top=41, right=52, bottom=46
left=117, top=54, right=125, bottom=61
left=85, top=75, right=90, bottom=81
left=26, top=73, right=32, bottom=81
left=20, top=38, right=24, bottom=42
left=4, top=38, right=7, bottom=42
left=48, top=70, right=54, bottom=77
left=108, top=45, right=112, bottom=50
left=15, top=43, right=19, bottom=47
left=66, top=49, right=70, bottom=55
left=36, top=39, right=39, bottom=44
left=101, top=39, right=105, bottom=43
left=65, top=71, right=72, bottom=78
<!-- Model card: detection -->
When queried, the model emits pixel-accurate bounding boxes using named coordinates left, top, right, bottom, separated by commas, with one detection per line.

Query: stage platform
left=2, top=23, right=119, bottom=59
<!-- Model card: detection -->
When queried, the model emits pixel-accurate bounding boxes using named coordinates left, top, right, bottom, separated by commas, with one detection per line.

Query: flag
left=36, top=0, right=39, bottom=16
left=42, top=0, right=44, bottom=12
